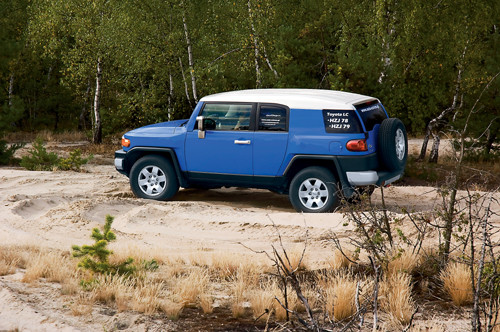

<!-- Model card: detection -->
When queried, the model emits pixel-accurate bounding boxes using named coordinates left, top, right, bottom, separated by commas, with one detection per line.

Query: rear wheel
left=289, top=167, right=339, bottom=213
left=130, top=156, right=179, bottom=200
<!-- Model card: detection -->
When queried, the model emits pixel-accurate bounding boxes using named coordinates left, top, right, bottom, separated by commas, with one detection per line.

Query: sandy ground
left=0, top=151, right=498, bottom=330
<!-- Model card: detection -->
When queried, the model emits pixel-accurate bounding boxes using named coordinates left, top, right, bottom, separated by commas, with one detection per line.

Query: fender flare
left=123, top=147, right=188, bottom=188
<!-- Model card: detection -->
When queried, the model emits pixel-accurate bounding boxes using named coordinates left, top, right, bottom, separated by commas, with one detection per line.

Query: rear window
left=322, top=110, right=362, bottom=133
left=355, top=102, right=387, bottom=131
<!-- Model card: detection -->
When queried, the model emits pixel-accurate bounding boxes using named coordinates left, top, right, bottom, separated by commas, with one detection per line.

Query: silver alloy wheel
left=137, top=165, right=167, bottom=197
left=298, top=178, right=329, bottom=210
left=395, top=128, right=406, bottom=161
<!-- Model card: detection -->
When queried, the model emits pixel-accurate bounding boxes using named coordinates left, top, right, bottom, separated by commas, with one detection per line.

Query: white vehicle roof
left=200, top=88, right=378, bottom=110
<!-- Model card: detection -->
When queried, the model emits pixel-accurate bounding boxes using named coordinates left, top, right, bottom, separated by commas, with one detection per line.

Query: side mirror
left=196, top=116, right=205, bottom=139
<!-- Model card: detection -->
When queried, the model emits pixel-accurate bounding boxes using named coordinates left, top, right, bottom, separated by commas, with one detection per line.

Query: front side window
left=200, top=103, right=252, bottom=130
left=258, top=105, right=287, bottom=131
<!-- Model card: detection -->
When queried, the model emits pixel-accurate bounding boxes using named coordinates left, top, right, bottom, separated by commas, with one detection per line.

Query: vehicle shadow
left=173, top=187, right=294, bottom=212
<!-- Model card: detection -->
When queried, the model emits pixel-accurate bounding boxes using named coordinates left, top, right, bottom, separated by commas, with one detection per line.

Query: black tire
left=130, top=155, right=179, bottom=201
left=378, top=118, right=408, bottom=171
left=289, top=166, right=339, bottom=213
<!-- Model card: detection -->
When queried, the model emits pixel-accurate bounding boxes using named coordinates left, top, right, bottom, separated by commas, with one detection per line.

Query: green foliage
left=58, top=149, right=93, bottom=171
left=20, top=138, right=93, bottom=171
left=20, top=137, right=59, bottom=171
left=0, top=0, right=497, bottom=143
left=0, top=140, right=23, bottom=165
left=72, top=215, right=135, bottom=276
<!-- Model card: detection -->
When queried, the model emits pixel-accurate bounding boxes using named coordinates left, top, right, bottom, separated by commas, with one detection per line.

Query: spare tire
left=378, top=118, right=407, bottom=172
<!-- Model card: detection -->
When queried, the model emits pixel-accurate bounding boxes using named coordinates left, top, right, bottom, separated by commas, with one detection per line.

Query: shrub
left=20, top=137, right=59, bottom=171
left=58, top=149, right=93, bottom=171
left=0, top=140, right=23, bottom=165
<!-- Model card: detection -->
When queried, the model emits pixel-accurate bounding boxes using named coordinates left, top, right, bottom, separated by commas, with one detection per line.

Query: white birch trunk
left=422, top=45, right=466, bottom=162
left=179, top=57, right=192, bottom=108
left=93, top=58, right=102, bottom=144
left=181, top=2, right=197, bottom=103
left=247, top=0, right=261, bottom=88
left=8, top=74, right=14, bottom=107
left=262, top=44, right=278, bottom=78
left=168, top=73, right=174, bottom=121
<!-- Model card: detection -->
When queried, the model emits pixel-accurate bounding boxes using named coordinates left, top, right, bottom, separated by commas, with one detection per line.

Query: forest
left=0, top=0, right=499, bottom=157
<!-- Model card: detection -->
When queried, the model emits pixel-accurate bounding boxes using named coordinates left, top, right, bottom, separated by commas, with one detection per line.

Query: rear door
left=253, top=104, right=289, bottom=176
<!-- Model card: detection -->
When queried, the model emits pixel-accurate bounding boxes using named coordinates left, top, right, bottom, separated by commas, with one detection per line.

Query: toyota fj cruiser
left=115, top=89, right=407, bottom=213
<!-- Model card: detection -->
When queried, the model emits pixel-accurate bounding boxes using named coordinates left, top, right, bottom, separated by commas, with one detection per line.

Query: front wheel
left=130, top=156, right=179, bottom=200
left=289, top=167, right=339, bottom=213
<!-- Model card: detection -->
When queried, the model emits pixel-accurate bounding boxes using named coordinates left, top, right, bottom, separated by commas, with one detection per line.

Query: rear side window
left=355, top=102, right=387, bottom=131
left=322, top=110, right=362, bottom=133
left=258, top=105, right=287, bottom=131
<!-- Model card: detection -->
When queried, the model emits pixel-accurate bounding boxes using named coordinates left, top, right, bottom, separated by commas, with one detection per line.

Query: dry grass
left=132, top=279, right=165, bottom=315
left=322, top=271, right=358, bottom=321
left=199, top=294, right=213, bottom=314
left=387, top=250, right=420, bottom=275
left=440, top=262, right=473, bottom=306
left=0, top=259, right=17, bottom=276
left=3, top=130, right=87, bottom=143
left=380, top=273, right=416, bottom=325
left=282, top=245, right=308, bottom=272
left=0, top=245, right=33, bottom=270
left=109, top=243, right=167, bottom=265
left=269, top=282, right=299, bottom=321
left=22, top=250, right=75, bottom=283
left=231, top=276, right=248, bottom=318
left=160, top=299, right=184, bottom=320
left=248, top=282, right=275, bottom=321
left=328, top=249, right=352, bottom=270
left=174, top=268, right=209, bottom=306
left=210, top=252, right=245, bottom=279
left=70, top=293, right=94, bottom=316
left=91, top=274, right=133, bottom=307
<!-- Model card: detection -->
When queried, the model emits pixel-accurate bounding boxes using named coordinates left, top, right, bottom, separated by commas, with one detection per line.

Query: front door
left=185, top=103, right=254, bottom=178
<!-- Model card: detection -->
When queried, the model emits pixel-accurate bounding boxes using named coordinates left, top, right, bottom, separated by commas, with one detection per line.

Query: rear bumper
left=334, top=153, right=404, bottom=193
left=346, top=170, right=402, bottom=186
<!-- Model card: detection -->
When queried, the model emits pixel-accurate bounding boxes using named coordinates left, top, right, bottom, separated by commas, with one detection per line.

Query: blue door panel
left=185, top=130, right=254, bottom=175
left=253, top=132, right=288, bottom=176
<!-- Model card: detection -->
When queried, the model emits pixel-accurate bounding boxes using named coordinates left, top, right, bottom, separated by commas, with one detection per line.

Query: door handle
left=234, top=140, right=251, bottom=145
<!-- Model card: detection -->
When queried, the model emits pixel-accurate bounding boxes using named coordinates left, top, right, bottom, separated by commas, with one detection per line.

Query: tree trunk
left=79, top=81, right=91, bottom=131
left=8, top=73, right=14, bottom=107
left=179, top=57, right=192, bottom=108
left=484, top=128, right=497, bottom=155
left=181, top=1, right=197, bottom=103
left=93, top=58, right=102, bottom=144
left=418, top=127, right=431, bottom=160
left=429, top=133, right=440, bottom=163
left=247, top=0, right=261, bottom=88
left=168, top=73, right=174, bottom=121
left=261, top=44, right=278, bottom=79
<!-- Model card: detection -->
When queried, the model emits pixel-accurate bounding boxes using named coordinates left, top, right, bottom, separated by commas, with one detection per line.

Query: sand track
left=1, top=163, right=499, bottom=331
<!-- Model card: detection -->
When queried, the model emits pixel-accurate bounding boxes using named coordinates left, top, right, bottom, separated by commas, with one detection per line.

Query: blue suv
left=115, top=89, right=407, bottom=213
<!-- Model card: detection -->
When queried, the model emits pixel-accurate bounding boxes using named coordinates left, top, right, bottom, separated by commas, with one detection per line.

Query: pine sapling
left=72, top=215, right=135, bottom=276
